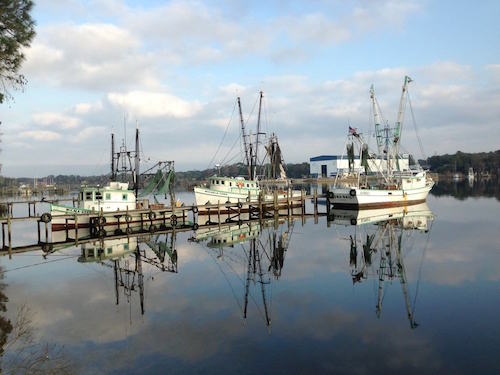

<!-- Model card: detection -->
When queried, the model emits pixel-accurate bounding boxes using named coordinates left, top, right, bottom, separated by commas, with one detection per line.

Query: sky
left=1, top=0, right=499, bottom=177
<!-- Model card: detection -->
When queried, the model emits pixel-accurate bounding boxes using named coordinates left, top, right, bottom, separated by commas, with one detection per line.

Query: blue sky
left=2, top=0, right=499, bottom=177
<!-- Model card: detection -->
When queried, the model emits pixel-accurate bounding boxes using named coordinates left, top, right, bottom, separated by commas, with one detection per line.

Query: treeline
left=420, top=150, right=500, bottom=175
left=0, top=162, right=311, bottom=191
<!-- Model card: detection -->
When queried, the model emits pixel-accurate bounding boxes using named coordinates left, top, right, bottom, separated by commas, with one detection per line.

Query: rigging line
left=221, top=149, right=244, bottom=167
left=203, top=245, right=244, bottom=312
left=207, top=99, right=238, bottom=169
left=219, top=132, right=243, bottom=166
left=245, top=94, right=259, bottom=129
left=0, top=255, right=78, bottom=274
left=407, top=91, right=426, bottom=160
left=411, top=220, right=433, bottom=318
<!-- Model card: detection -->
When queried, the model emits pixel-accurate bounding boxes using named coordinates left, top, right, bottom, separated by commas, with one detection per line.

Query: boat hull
left=194, top=186, right=302, bottom=209
left=328, top=182, right=433, bottom=209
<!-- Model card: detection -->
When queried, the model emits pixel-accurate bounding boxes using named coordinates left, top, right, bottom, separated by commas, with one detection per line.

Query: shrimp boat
left=194, top=92, right=301, bottom=209
left=50, top=129, right=177, bottom=231
left=329, top=76, right=434, bottom=209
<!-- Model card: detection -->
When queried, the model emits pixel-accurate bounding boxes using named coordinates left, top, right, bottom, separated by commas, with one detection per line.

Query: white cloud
left=32, top=112, right=81, bottom=129
left=107, top=91, right=201, bottom=118
left=19, top=130, right=62, bottom=141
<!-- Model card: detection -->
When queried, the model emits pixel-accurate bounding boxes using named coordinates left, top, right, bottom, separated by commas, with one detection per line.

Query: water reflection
left=329, top=203, right=434, bottom=329
left=77, top=232, right=178, bottom=316
left=194, top=218, right=294, bottom=328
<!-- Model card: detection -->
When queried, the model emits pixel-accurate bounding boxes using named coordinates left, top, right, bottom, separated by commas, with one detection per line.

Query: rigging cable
left=207, top=99, right=238, bottom=169
left=407, top=91, right=426, bottom=160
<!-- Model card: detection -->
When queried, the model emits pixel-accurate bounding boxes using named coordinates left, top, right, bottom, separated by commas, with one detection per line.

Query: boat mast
left=393, top=76, right=412, bottom=170
left=370, top=85, right=384, bottom=157
left=134, top=127, right=140, bottom=199
left=252, top=91, right=264, bottom=180
left=111, top=133, right=116, bottom=180
left=238, top=97, right=251, bottom=178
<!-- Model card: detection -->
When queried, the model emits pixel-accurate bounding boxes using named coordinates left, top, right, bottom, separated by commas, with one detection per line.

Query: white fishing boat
left=194, top=92, right=301, bottom=208
left=50, top=129, right=178, bottom=231
left=329, top=76, right=434, bottom=209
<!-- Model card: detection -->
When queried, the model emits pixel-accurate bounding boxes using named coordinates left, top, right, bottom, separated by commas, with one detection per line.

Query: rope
left=207, top=99, right=238, bottom=169
left=411, top=220, right=434, bottom=318
left=408, top=91, right=426, bottom=160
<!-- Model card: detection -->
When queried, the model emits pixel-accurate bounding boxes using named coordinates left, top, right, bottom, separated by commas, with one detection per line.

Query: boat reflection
left=330, top=203, right=434, bottom=329
left=78, top=231, right=178, bottom=315
left=194, top=218, right=294, bottom=327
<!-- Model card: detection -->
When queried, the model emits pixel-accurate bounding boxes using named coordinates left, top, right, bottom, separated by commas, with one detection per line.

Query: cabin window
left=85, top=191, right=93, bottom=200
left=216, top=180, right=219, bottom=185
left=80, top=192, right=84, bottom=200
left=122, top=193, right=128, bottom=201
left=105, top=193, right=111, bottom=200
left=229, top=182, right=232, bottom=187
left=107, top=247, right=112, bottom=254
left=124, top=243, right=129, bottom=250
left=95, top=192, right=102, bottom=200
left=246, top=184, right=249, bottom=187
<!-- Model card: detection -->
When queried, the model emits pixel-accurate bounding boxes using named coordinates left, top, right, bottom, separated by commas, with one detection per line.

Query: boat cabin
left=208, top=176, right=260, bottom=193
left=79, top=182, right=137, bottom=212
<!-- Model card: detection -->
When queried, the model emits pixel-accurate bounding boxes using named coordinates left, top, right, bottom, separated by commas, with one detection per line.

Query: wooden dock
left=0, top=189, right=332, bottom=257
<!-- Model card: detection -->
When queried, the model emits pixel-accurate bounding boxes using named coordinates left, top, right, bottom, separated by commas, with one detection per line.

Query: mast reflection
left=194, top=218, right=295, bottom=328
left=77, top=231, right=178, bottom=315
left=330, top=203, right=434, bottom=329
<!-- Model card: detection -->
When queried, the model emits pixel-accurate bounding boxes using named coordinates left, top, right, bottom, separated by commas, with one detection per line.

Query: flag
left=349, top=126, right=358, bottom=135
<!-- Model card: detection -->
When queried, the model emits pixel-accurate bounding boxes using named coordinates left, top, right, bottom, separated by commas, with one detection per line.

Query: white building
left=309, top=155, right=410, bottom=177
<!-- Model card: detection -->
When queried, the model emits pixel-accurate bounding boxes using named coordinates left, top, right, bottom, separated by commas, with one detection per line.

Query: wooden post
left=237, top=199, right=241, bottom=224
left=2, top=223, right=7, bottom=249
left=258, top=192, right=263, bottom=221
left=65, top=218, right=69, bottom=239
left=287, top=187, right=291, bottom=218
left=74, top=214, right=79, bottom=245
left=301, top=189, right=305, bottom=216
left=217, top=201, right=221, bottom=229
left=313, top=187, right=318, bottom=224
left=7, top=216, right=12, bottom=259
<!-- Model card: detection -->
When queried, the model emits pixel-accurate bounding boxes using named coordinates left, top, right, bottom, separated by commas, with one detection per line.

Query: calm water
left=0, top=185, right=499, bottom=374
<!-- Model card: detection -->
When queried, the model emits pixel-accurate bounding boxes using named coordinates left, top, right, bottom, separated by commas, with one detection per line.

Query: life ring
left=148, top=212, right=156, bottom=220
left=192, top=206, right=198, bottom=214
left=193, top=223, right=199, bottom=230
left=125, top=214, right=132, bottom=223
left=97, top=216, right=106, bottom=225
left=350, top=218, right=357, bottom=226
left=126, top=227, right=133, bottom=234
left=237, top=202, right=243, bottom=208
left=40, top=212, right=52, bottom=223
left=170, top=215, right=177, bottom=226
left=349, top=189, right=356, bottom=197
left=239, top=233, right=246, bottom=240
left=236, top=181, right=244, bottom=188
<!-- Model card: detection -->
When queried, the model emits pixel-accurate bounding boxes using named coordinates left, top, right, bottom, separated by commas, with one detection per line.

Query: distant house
left=309, top=155, right=410, bottom=177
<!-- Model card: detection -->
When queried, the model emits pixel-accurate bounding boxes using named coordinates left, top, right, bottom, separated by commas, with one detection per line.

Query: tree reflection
left=0, top=267, right=72, bottom=374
